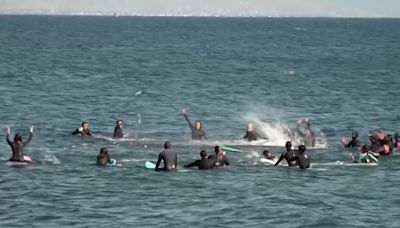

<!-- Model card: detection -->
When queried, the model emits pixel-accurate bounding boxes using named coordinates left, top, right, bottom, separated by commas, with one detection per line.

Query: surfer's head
left=247, top=122, right=254, bottom=132
left=200, top=149, right=208, bottom=159
left=81, top=121, right=89, bottom=130
left=298, top=145, right=306, bottom=153
left=14, top=133, right=22, bottom=143
left=214, top=146, right=222, bottom=154
left=352, top=131, right=359, bottom=139
left=164, top=141, right=171, bottom=150
left=99, top=147, right=108, bottom=155
left=116, top=120, right=123, bottom=127
left=194, top=120, right=202, bottom=130
left=262, top=150, right=273, bottom=159
left=285, top=141, right=292, bottom=150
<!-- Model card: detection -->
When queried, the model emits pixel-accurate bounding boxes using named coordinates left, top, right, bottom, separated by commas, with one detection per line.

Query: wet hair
left=164, top=141, right=171, bottom=149
left=99, top=147, right=108, bottom=155
left=116, top=120, right=123, bottom=125
left=262, top=150, right=270, bottom=156
left=298, top=145, right=306, bottom=153
left=14, top=133, right=22, bottom=143
left=81, top=121, right=88, bottom=127
left=387, top=134, right=393, bottom=141
left=394, top=133, right=400, bottom=141
left=214, top=146, right=220, bottom=154
left=194, top=120, right=202, bottom=129
left=285, top=141, right=292, bottom=150
left=200, top=149, right=208, bottom=159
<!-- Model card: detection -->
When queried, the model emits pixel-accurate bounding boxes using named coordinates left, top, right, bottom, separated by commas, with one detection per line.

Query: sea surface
left=0, top=15, right=400, bottom=227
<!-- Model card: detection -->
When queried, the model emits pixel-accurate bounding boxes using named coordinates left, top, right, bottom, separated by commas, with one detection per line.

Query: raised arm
left=5, top=127, right=12, bottom=145
left=23, top=126, right=33, bottom=147
left=182, top=109, right=194, bottom=130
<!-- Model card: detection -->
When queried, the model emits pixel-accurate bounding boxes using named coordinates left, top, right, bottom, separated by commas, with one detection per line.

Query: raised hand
left=6, top=126, right=10, bottom=135
left=30, top=126, right=34, bottom=133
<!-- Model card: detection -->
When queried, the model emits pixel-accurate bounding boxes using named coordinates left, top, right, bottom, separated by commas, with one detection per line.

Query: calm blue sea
left=0, top=15, right=400, bottom=227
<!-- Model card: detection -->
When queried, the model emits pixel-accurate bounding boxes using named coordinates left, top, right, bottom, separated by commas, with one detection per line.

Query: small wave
left=42, top=154, right=60, bottom=165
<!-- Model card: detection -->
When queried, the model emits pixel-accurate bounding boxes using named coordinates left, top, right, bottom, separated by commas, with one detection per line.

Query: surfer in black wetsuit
left=243, top=122, right=257, bottom=142
left=6, top=126, right=34, bottom=162
left=182, top=109, right=207, bottom=140
left=113, top=120, right=124, bottom=138
left=341, top=131, right=361, bottom=148
left=209, top=146, right=229, bottom=167
left=289, top=145, right=310, bottom=169
left=184, top=150, right=214, bottom=170
left=155, top=141, right=177, bottom=171
left=275, top=141, right=298, bottom=166
left=72, top=121, right=92, bottom=136
left=97, top=147, right=111, bottom=166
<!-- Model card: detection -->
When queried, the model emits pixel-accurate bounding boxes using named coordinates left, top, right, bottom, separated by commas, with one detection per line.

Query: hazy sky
left=1, top=0, right=400, bottom=17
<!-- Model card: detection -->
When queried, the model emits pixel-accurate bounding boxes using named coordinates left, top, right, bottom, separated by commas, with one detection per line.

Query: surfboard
left=6, top=156, right=32, bottom=166
left=145, top=161, right=156, bottom=169
left=107, top=159, right=117, bottom=166
left=260, top=157, right=278, bottom=165
left=219, top=145, right=245, bottom=153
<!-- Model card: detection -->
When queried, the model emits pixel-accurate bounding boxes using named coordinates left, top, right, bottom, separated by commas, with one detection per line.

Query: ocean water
left=0, top=15, right=400, bottom=227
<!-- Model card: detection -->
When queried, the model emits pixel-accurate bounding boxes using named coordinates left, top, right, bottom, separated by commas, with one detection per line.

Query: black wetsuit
left=6, top=133, right=32, bottom=162
left=97, top=154, right=111, bottom=166
left=345, top=138, right=361, bottom=148
left=275, top=149, right=298, bottom=166
left=184, top=158, right=214, bottom=170
left=209, top=154, right=229, bottom=167
left=155, top=149, right=177, bottom=171
left=290, top=153, right=310, bottom=169
left=184, top=114, right=207, bottom=140
left=113, top=126, right=124, bottom=138
left=243, top=130, right=257, bottom=142
left=72, top=128, right=92, bottom=136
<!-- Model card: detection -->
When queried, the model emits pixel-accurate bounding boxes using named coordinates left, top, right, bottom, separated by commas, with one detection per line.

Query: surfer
left=96, top=147, right=115, bottom=166
left=349, top=145, right=378, bottom=164
left=209, top=146, right=229, bottom=167
left=368, top=130, right=391, bottom=155
left=184, top=150, right=214, bottom=170
left=113, top=120, right=125, bottom=138
left=181, top=109, right=207, bottom=140
left=262, top=150, right=276, bottom=160
left=275, top=141, right=298, bottom=166
left=243, top=122, right=257, bottom=142
left=297, top=118, right=315, bottom=147
left=6, top=126, right=34, bottom=162
left=72, top=121, right=92, bottom=136
left=341, top=131, right=361, bottom=148
left=155, top=141, right=177, bottom=171
left=289, top=145, right=311, bottom=169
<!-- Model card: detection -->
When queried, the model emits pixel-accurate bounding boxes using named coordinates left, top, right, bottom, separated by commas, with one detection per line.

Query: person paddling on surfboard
left=181, top=109, right=207, bottom=140
left=72, top=121, right=92, bottom=136
left=263, top=150, right=276, bottom=161
left=6, top=126, right=34, bottom=163
left=97, top=147, right=116, bottom=166
left=243, top=122, right=257, bottom=142
left=184, top=150, right=214, bottom=170
left=113, top=119, right=125, bottom=138
left=341, top=131, right=361, bottom=148
left=289, top=145, right=310, bottom=169
left=155, top=141, right=177, bottom=171
left=209, top=146, right=229, bottom=167
left=275, top=141, right=298, bottom=166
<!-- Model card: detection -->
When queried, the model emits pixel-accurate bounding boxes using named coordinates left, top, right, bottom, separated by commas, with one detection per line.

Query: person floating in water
left=96, top=147, right=116, bottom=166
left=72, top=121, right=92, bottom=136
left=184, top=149, right=214, bottom=170
left=262, top=150, right=276, bottom=161
left=349, top=145, right=378, bottom=164
left=243, top=122, right=257, bottom=142
left=289, top=145, right=310, bottom=169
left=113, top=119, right=125, bottom=138
left=181, top=109, right=207, bottom=140
left=341, top=131, right=361, bottom=148
left=275, top=141, right=298, bottom=166
left=297, top=118, right=315, bottom=147
left=6, top=126, right=34, bottom=162
left=155, top=141, right=177, bottom=171
left=209, top=146, right=230, bottom=167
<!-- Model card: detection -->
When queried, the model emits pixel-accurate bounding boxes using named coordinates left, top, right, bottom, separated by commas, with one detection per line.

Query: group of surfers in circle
left=4, top=109, right=400, bottom=169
